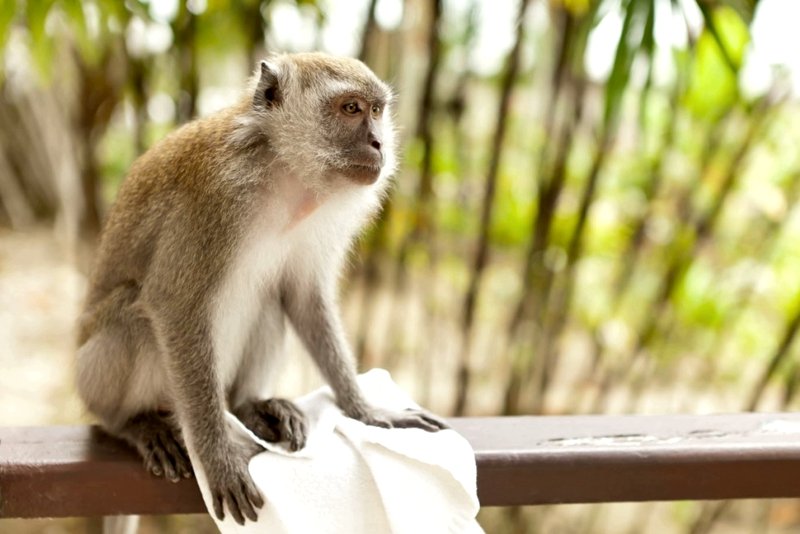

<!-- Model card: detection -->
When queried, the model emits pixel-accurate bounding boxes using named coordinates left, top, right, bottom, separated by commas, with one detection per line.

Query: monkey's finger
left=285, top=401, right=306, bottom=423
left=239, top=481, right=261, bottom=520
left=212, top=491, right=225, bottom=521
left=277, top=412, right=294, bottom=444
left=252, top=418, right=279, bottom=443
left=246, top=481, right=265, bottom=509
left=418, top=412, right=450, bottom=430
left=394, top=415, right=440, bottom=432
left=402, top=409, right=449, bottom=430
left=288, top=416, right=307, bottom=451
left=287, top=426, right=302, bottom=451
left=366, top=415, right=392, bottom=429
left=410, top=418, right=440, bottom=432
left=226, top=490, right=246, bottom=525
left=232, top=485, right=258, bottom=523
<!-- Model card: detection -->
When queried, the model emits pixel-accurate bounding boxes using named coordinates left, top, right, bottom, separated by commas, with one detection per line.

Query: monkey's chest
left=209, top=224, right=344, bottom=387
left=210, top=233, right=290, bottom=388
left=210, top=185, right=375, bottom=388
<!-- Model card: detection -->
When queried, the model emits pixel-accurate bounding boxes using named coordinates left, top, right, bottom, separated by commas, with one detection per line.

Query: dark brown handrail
left=3, top=413, right=800, bottom=518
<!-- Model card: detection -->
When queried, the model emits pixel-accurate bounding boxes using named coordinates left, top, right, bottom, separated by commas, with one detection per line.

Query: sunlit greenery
left=3, top=0, right=800, bottom=532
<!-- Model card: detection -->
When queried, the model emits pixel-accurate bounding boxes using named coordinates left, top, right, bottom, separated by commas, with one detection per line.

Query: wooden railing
left=3, top=413, right=800, bottom=518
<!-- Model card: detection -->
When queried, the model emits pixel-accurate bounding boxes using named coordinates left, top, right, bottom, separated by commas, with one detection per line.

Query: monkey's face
left=321, top=91, right=389, bottom=185
left=248, top=53, right=396, bottom=191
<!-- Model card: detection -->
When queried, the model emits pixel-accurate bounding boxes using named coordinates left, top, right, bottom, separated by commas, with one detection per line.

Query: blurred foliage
left=3, top=0, right=800, bottom=532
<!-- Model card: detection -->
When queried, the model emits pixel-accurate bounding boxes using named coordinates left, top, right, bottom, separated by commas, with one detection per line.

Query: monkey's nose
left=370, top=139, right=382, bottom=152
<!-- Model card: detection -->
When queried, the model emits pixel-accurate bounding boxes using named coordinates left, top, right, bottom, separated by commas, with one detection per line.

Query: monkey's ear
left=254, top=60, right=281, bottom=109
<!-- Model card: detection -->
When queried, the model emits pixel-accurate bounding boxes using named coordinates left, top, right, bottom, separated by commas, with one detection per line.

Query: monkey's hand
left=233, top=398, right=308, bottom=452
left=348, top=406, right=449, bottom=432
left=205, top=440, right=264, bottom=525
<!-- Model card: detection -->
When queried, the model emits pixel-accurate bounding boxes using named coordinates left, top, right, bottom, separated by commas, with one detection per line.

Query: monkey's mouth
left=339, top=163, right=382, bottom=184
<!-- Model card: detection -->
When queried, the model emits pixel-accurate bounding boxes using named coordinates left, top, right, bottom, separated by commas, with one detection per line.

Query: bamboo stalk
left=358, top=0, right=379, bottom=63
left=393, top=0, right=443, bottom=289
left=453, top=0, right=531, bottom=416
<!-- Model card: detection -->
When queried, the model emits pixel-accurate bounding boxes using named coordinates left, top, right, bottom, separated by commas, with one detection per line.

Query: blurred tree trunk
left=453, top=0, right=530, bottom=416
left=173, top=2, right=199, bottom=124
left=128, top=56, right=149, bottom=156
left=352, top=2, right=407, bottom=367
left=702, top=171, right=800, bottom=371
left=74, top=43, right=126, bottom=248
left=747, top=294, right=800, bottom=410
left=358, top=0, right=379, bottom=63
left=503, top=6, right=580, bottom=415
left=630, top=106, right=767, bottom=362
left=530, top=0, right=655, bottom=414
left=243, top=1, right=267, bottom=68
left=394, top=0, right=442, bottom=289
left=354, top=199, right=394, bottom=368
left=587, top=111, right=742, bottom=412
left=447, top=1, right=478, bottom=204
left=611, top=65, right=686, bottom=302
left=0, top=42, right=125, bottom=261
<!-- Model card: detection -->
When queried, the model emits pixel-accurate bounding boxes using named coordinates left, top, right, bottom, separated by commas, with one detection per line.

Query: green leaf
left=696, top=3, right=749, bottom=73
left=684, top=6, right=750, bottom=121
left=0, top=0, right=15, bottom=49
left=0, top=0, right=15, bottom=78
left=603, top=0, right=654, bottom=131
left=26, top=0, right=56, bottom=81
left=62, top=0, right=98, bottom=64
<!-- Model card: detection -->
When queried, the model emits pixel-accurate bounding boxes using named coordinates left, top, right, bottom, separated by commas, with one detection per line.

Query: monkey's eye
left=371, top=104, right=382, bottom=117
left=342, top=102, right=361, bottom=115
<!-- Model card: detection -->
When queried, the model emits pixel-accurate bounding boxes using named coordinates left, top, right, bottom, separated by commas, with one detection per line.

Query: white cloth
left=191, top=369, right=483, bottom=534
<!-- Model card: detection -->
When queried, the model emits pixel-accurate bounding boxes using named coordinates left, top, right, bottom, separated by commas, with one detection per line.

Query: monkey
left=75, top=52, right=447, bottom=525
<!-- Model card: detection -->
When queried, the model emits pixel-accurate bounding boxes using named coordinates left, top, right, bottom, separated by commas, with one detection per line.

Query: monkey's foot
left=234, top=398, right=308, bottom=452
left=118, top=411, right=193, bottom=482
left=353, top=407, right=450, bottom=432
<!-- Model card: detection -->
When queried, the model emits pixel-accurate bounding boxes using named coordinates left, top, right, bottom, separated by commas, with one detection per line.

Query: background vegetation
left=2, top=0, right=800, bottom=532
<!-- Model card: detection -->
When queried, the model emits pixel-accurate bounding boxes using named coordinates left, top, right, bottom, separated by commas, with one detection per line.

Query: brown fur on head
left=234, top=52, right=397, bottom=194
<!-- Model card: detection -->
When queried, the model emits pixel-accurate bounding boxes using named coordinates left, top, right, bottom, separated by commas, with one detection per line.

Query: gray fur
left=75, top=52, right=445, bottom=526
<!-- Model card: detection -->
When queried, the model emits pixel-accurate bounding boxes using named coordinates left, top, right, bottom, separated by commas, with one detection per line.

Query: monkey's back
left=81, top=105, right=249, bottom=334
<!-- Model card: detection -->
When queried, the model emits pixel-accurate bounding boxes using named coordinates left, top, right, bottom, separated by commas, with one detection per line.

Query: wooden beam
left=3, top=413, right=800, bottom=518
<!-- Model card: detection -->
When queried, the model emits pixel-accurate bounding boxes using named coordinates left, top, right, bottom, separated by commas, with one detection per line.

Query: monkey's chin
left=338, top=164, right=382, bottom=185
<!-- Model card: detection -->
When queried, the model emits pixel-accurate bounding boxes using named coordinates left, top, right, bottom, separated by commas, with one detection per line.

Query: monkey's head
left=241, top=52, right=397, bottom=191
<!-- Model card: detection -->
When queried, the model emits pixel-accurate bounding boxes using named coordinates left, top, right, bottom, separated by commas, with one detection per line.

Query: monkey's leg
left=78, top=292, right=192, bottom=479
left=233, top=398, right=307, bottom=452
left=76, top=284, right=145, bottom=420
left=115, top=410, right=193, bottom=482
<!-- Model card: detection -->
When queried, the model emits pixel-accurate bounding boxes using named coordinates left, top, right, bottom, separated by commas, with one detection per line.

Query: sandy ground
left=0, top=228, right=86, bottom=426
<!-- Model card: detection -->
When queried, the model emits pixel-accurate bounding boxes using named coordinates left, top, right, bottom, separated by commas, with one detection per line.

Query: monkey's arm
left=282, top=281, right=446, bottom=431
left=143, top=218, right=264, bottom=525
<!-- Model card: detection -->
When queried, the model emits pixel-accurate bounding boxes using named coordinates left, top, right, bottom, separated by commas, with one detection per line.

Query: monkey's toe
left=120, top=411, right=194, bottom=482
left=141, top=428, right=193, bottom=482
